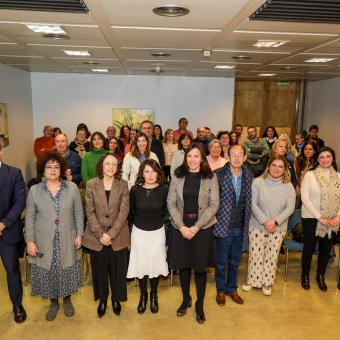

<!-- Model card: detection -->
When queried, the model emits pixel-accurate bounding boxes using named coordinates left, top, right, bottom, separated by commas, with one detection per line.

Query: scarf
left=315, top=167, right=340, bottom=239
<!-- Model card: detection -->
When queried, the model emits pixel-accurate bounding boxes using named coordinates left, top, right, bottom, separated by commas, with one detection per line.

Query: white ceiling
left=0, top=0, right=340, bottom=80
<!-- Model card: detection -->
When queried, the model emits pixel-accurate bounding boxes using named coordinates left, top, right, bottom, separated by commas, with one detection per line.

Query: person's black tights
left=179, top=268, right=207, bottom=314
left=138, top=276, right=159, bottom=294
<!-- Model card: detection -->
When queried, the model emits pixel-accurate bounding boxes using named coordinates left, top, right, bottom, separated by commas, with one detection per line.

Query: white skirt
left=127, top=225, right=169, bottom=279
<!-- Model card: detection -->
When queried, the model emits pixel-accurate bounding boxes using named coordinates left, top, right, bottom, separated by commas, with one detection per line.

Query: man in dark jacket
left=0, top=144, right=27, bottom=323
left=214, top=144, right=253, bottom=306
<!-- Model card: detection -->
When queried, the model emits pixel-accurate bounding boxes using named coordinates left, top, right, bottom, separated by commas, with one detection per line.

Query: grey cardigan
left=167, top=173, right=220, bottom=230
left=25, top=181, right=84, bottom=270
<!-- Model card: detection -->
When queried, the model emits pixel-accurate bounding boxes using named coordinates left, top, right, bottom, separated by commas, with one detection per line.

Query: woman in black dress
left=127, top=159, right=169, bottom=314
left=167, top=143, right=219, bottom=324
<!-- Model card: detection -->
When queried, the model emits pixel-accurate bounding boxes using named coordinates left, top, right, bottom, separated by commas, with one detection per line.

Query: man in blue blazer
left=0, top=144, right=27, bottom=323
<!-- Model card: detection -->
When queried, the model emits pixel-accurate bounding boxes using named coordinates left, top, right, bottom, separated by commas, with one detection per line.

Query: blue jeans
left=215, top=228, right=244, bottom=293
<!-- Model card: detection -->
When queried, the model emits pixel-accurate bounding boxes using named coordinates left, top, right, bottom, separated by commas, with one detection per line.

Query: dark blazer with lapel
left=0, top=163, right=26, bottom=244
left=82, top=177, right=130, bottom=251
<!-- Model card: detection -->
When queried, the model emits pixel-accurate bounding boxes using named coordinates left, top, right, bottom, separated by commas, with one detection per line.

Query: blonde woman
left=242, top=156, right=295, bottom=296
left=162, top=128, right=178, bottom=181
left=207, top=139, right=227, bottom=171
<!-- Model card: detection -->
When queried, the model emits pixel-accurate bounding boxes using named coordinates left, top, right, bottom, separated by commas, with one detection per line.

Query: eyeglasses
left=230, top=153, right=244, bottom=159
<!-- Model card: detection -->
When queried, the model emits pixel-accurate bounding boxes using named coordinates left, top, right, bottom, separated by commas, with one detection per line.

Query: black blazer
left=0, top=164, right=26, bottom=244
left=151, top=138, right=165, bottom=168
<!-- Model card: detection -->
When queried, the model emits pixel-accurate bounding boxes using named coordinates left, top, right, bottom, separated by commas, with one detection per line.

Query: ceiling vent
left=250, top=0, right=340, bottom=24
left=0, top=0, right=89, bottom=13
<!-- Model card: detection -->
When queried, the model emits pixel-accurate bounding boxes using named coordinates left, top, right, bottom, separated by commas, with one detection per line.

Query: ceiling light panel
left=26, top=24, right=66, bottom=34
left=251, top=40, right=289, bottom=48
left=63, top=50, right=91, bottom=56
left=92, top=68, right=109, bottom=73
left=304, top=57, right=336, bottom=63
left=258, top=73, right=277, bottom=77
left=214, top=65, right=235, bottom=69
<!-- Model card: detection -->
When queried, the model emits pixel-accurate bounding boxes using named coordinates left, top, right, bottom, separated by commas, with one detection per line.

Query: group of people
left=0, top=118, right=339, bottom=325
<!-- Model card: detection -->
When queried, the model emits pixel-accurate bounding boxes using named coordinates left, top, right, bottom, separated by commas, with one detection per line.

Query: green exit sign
left=277, top=80, right=289, bottom=86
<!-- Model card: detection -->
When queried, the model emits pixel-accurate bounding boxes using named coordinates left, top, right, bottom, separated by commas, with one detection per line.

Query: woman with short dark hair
left=26, top=152, right=84, bottom=321
left=127, top=160, right=169, bottom=314
left=170, top=132, right=193, bottom=178
left=262, top=126, right=279, bottom=149
left=168, top=143, right=219, bottom=324
left=83, top=153, right=130, bottom=317
left=81, top=132, right=107, bottom=183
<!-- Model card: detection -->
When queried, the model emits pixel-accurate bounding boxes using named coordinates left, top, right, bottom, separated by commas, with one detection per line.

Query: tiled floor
left=1, top=252, right=340, bottom=340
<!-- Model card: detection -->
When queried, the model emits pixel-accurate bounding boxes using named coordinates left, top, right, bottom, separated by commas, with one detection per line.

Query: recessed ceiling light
left=92, top=68, right=109, bottom=73
left=83, top=61, right=100, bottom=65
left=251, top=40, right=289, bottom=48
left=152, top=5, right=190, bottom=17
left=63, top=50, right=92, bottom=56
left=232, top=55, right=251, bottom=60
left=42, top=33, right=69, bottom=40
left=214, top=65, right=235, bottom=70
left=258, top=73, right=277, bottom=76
left=280, top=66, right=296, bottom=70
left=26, top=24, right=66, bottom=34
left=304, top=57, right=336, bottom=63
left=151, top=52, right=171, bottom=57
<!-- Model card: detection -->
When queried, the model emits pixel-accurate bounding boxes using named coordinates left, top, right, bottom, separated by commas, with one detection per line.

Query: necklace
left=146, top=188, right=154, bottom=197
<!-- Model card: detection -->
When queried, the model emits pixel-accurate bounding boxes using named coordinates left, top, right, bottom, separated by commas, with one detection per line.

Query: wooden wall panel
left=234, top=80, right=300, bottom=139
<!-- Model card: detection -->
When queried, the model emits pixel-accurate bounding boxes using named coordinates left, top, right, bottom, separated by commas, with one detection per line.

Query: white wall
left=0, top=63, right=34, bottom=180
left=304, top=78, right=340, bottom=161
left=31, top=73, right=234, bottom=139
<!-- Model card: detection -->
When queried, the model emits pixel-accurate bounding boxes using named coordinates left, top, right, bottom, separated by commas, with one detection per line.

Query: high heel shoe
left=195, top=302, right=206, bottom=325
left=137, top=292, right=148, bottom=314
left=150, top=291, right=159, bottom=314
left=316, top=274, right=327, bottom=292
left=176, top=296, right=192, bottom=317
left=301, top=274, right=310, bottom=290
left=112, top=300, right=121, bottom=316
left=97, top=300, right=107, bottom=318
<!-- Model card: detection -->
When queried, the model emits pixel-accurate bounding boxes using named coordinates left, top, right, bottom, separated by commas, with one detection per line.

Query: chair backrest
left=287, top=209, right=302, bottom=230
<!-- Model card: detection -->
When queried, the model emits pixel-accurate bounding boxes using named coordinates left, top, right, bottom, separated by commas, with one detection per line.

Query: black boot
left=316, top=274, right=327, bottom=292
left=301, top=274, right=310, bottom=290
left=150, top=291, right=159, bottom=314
left=176, top=295, right=192, bottom=317
left=337, top=275, right=340, bottom=290
left=137, top=292, right=148, bottom=314
left=112, top=300, right=121, bottom=316
left=97, top=300, right=107, bottom=318
left=195, top=301, right=206, bottom=325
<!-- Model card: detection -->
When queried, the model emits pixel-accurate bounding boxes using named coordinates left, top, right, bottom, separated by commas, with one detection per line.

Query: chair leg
left=285, top=249, right=289, bottom=282
left=170, top=269, right=173, bottom=286
left=24, top=253, right=28, bottom=286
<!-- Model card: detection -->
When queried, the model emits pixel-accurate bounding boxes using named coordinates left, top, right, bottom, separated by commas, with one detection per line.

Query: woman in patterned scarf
left=300, top=146, right=340, bottom=291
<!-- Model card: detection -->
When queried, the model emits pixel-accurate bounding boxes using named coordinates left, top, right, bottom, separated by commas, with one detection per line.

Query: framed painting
left=0, top=103, right=9, bottom=147
left=112, top=108, right=154, bottom=135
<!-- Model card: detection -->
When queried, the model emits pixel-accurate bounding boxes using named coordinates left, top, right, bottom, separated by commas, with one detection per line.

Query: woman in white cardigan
left=301, top=146, right=340, bottom=292
left=122, top=132, right=159, bottom=189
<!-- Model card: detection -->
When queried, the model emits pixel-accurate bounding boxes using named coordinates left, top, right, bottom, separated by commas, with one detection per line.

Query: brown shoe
left=226, top=291, right=244, bottom=305
left=216, top=292, right=225, bottom=306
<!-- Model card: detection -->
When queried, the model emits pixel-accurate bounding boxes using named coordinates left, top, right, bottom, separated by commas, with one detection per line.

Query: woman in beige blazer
left=167, top=143, right=219, bottom=324
left=82, top=153, right=130, bottom=318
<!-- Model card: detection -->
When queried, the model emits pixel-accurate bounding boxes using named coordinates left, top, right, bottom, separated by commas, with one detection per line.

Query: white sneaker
left=241, top=284, right=252, bottom=292
left=262, top=285, right=272, bottom=296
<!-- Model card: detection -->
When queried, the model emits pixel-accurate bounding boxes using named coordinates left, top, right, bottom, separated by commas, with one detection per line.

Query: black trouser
left=179, top=268, right=207, bottom=314
left=90, top=247, right=127, bottom=302
left=301, top=218, right=332, bottom=276
left=138, top=276, right=159, bottom=294
left=0, top=238, right=23, bottom=307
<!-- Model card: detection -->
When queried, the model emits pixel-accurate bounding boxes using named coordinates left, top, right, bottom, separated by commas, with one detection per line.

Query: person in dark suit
left=0, top=144, right=27, bottom=323
left=140, top=120, right=165, bottom=168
